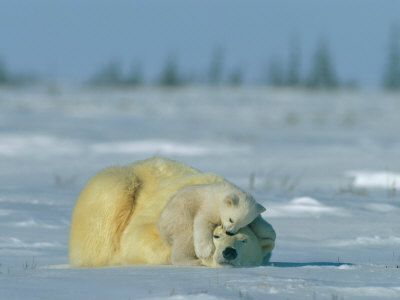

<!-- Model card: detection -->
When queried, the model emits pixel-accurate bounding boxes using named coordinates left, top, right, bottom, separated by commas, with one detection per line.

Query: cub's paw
left=195, top=240, right=214, bottom=259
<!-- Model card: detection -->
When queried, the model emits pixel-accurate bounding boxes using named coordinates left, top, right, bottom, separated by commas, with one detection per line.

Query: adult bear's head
left=203, top=225, right=274, bottom=267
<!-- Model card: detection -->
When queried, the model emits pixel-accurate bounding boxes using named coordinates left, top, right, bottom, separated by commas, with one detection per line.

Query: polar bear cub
left=157, top=181, right=266, bottom=266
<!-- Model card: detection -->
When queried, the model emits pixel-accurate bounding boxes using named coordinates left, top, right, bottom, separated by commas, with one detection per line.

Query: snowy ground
left=0, top=86, right=399, bottom=299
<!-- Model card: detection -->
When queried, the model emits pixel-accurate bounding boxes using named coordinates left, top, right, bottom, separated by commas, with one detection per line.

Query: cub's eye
left=229, top=218, right=234, bottom=223
left=241, top=239, right=247, bottom=244
left=213, top=235, right=220, bottom=239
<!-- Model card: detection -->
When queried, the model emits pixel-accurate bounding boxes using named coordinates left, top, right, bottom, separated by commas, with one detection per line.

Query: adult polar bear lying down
left=69, top=157, right=275, bottom=267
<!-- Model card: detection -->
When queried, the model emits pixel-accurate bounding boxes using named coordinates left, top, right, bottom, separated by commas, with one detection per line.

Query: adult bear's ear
left=258, top=237, right=275, bottom=265
left=258, top=237, right=275, bottom=254
left=256, top=203, right=266, bottom=214
left=224, top=194, right=239, bottom=207
left=249, top=215, right=276, bottom=241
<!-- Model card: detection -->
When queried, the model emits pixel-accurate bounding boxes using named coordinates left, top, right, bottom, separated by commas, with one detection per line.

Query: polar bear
left=157, top=181, right=266, bottom=265
left=69, top=157, right=276, bottom=267
left=205, top=225, right=275, bottom=267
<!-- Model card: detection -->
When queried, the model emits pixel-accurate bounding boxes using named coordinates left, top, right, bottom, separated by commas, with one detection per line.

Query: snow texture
left=0, top=86, right=399, bottom=299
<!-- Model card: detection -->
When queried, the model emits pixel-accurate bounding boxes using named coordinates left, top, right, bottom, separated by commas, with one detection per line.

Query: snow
left=267, top=197, right=348, bottom=217
left=346, top=170, right=400, bottom=189
left=1, top=86, right=400, bottom=299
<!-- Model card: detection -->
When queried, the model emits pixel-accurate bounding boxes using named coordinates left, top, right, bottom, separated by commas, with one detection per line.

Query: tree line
left=88, top=29, right=400, bottom=91
left=1, top=29, right=400, bottom=91
left=0, top=61, right=36, bottom=86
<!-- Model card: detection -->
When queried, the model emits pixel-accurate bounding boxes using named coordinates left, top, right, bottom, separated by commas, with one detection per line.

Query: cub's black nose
left=225, top=231, right=235, bottom=236
left=222, top=247, right=237, bottom=260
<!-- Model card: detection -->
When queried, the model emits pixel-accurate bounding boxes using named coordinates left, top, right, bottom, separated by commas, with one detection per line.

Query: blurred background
left=1, top=0, right=400, bottom=269
left=1, top=3, right=400, bottom=299
left=1, top=0, right=400, bottom=90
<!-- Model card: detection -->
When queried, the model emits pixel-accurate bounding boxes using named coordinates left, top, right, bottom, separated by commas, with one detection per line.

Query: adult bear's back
left=68, top=157, right=223, bottom=267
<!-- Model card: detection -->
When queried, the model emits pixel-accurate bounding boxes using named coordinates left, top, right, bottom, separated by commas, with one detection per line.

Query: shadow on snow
left=267, top=261, right=354, bottom=268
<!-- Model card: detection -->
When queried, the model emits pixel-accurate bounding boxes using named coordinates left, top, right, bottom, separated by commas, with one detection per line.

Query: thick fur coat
left=157, top=181, right=266, bottom=265
left=69, top=157, right=275, bottom=267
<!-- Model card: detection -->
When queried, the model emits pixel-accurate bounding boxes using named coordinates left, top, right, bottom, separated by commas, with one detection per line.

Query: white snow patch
left=139, top=295, right=226, bottom=300
left=0, top=197, right=58, bottom=206
left=0, top=133, right=248, bottom=158
left=0, top=209, right=13, bottom=216
left=337, top=264, right=355, bottom=270
left=92, top=140, right=248, bottom=156
left=365, top=203, right=398, bottom=212
left=267, top=287, right=280, bottom=294
left=5, top=218, right=61, bottom=229
left=0, top=237, right=63, bottom=249
left=267, top=197, right=348, bottom=217
left=346, top=170, right=400, bottom=189
left=326, top=235, right=400, bottom=247
left=92, top=140, right=211, bottom=156
left=0, top=248, right=41, bottom=256
left=0, top=134, right=81, bottom=156
left=331, top=286, right=400, bottom=298
left=41, top=264, right=71, bottom=269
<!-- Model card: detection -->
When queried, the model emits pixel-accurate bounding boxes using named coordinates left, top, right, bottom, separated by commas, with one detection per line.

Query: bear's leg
left=262, top=252, right=272, bottom=265
left=193, top=214, right=215, bottom=259
left=249, top=215, right=276, bottom=241
left=123, top=223, right=171, bottom=265
left=170, top=235, right=202, bottom=266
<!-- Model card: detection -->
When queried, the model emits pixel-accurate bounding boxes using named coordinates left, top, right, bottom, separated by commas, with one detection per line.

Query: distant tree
left=286, top=39, right=301, bottom=87
left=306, top=38, right=339, bottom=89
left=0, top=60, right=9, bottom=84
left=382, top=26, right=400, bottom=90
left=125, top=63, right=143, bottom=86
left=268, top=58, right=285, bottom=87
left=208, top=47, right=224, bottom=85
left=89, top=62, right=124, bottom=86
left=158, top=56, right=182, bottom=87
left=228, top=67, right=243, bottom=87
left=0, top=59, right=37, bottom=86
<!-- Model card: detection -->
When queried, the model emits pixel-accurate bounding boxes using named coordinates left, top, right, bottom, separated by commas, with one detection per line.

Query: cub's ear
left=224, top=194, right=239, bottom=207
left=256, top=203, right=266, bottom=214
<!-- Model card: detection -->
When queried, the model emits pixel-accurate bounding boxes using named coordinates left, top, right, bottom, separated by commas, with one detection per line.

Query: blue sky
left=1, top=0, right=399, bottom=87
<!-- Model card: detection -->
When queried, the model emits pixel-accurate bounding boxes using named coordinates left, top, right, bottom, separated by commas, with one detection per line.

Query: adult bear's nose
left=222, top=247, right=237, bottom=260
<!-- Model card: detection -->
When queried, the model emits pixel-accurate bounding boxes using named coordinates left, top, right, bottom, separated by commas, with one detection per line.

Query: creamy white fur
left=207, top=225, right=275, bottom=267
left=157, top=181, right=266, bottom=265
left=69, top=157, right=275, bottom=267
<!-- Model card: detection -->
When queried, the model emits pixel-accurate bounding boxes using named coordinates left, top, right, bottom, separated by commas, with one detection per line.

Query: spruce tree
left=268, top=58, right=284, bottom=87
left=90, top=62, right=124, bottom=86
left=125, top=63, right=143, bottom=87
left=208, top=47, right=224, bottom=85
left=307, top=38, right=338, bottom=89
left=286, top=39, right=301, bottom=87
left=0, top=60, right=9, bottom=84
left=158, top=56, right=182, bottom=87
left=383, top=26, right=400, bottom=90
left=228, top=67, right=243, bottom=87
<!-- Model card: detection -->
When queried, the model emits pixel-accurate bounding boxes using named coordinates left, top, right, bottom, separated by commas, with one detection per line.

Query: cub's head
left=205, top=225, right=274, bottom=267
left=220, top=193, right=265, bottom=234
